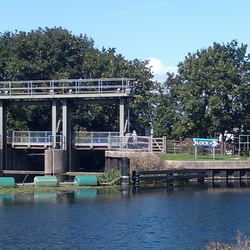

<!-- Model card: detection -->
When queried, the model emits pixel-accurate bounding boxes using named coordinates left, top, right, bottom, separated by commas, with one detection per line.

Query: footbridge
left=0, top=78, right=135, bottom=174
left=7, top=131, right=152, bottom=151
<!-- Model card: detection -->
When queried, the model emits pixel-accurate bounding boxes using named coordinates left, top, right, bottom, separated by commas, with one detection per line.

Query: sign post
left=192, top=138, right=218, bottom=160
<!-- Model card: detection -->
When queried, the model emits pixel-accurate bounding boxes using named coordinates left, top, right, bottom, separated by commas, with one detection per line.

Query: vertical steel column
left=0, top=100, right=7, bottom=172
left=119, top=98, right=128, bottom=136
left=62, top=99, right=68, bottom=150
left=62, top=99, right=71, bottom=171
left=52, top=100, right=57, bottom=149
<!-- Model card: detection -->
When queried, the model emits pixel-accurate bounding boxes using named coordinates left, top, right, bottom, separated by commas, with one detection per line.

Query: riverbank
left=159, top=154, right=250, bottom=172
left=159, top=153, right=249, bottom=161
left=0, top=184, right=120, bottom=195
left=1, top=153, right=250, bottom=194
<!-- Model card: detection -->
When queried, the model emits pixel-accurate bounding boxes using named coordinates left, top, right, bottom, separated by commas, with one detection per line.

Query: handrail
left=109, top=135, right=151, bottom=151
left=74, top=131, right=120, bottom=147
left=7, top=131, right=63, bottom=149
left=0, top=78, right=134, bottom=97
left=7, top=131, right=152, bottom=151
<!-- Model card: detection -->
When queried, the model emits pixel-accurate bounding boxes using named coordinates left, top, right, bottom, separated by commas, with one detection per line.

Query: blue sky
left=1, top=0, right=250, bottom=81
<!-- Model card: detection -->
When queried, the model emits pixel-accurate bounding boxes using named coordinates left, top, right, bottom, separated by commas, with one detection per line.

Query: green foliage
left=127, top=59, right=154, bottom=134
left=153, top=40, right=250, bottom=139
left=0, top=27, right=154, bottom=133
left=98, top=170, right=121, bottom=185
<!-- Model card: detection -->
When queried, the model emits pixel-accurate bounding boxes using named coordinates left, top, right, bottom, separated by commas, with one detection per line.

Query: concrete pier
left=44, top=149, right=67, bottom=175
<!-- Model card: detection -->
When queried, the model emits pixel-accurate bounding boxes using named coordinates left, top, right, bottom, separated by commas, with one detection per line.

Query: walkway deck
left=7, top=131, right=153, bottom=151
left=0, top=78, right=133, bottom=100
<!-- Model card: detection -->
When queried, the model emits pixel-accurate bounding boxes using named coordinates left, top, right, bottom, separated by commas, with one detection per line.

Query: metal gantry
left=0, top=78, right=134, bottom=171
left=0, top=78, right=133, bottom=99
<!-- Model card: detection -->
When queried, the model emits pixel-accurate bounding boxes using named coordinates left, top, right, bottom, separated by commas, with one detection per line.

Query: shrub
left=205, top=231, right=250, bottom=250
left=98, top=170, right=121, bottom=185
left=129, top=152, right=165, bottom=172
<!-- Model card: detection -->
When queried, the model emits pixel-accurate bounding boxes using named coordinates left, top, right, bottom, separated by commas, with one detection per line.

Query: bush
left=129, top=152, right=165, bottom=172
left=98, top=170, right=121, bottom=185
left=205, top=231, right=250, bottom=250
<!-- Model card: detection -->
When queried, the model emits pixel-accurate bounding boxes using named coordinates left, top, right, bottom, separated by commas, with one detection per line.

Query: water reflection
left=207, top=179, right=250, bottom=188
left=74, top=189, right=97, bottom=200
left=34, top=192, right=58, bottom=203
left=0, top=188, right=120, bottom=206
left=1, top=180, right=250, bottom=207
left=1, top=182, right=250, bottom=249
left=0, top=194, right=14, bottom=206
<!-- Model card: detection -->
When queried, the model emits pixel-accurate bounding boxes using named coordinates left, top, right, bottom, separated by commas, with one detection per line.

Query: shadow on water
left=1, top=179, right=250, bottom=207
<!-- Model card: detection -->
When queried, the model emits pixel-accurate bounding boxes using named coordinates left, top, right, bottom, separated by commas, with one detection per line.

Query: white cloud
left=147, top=58, right=178, bottom=82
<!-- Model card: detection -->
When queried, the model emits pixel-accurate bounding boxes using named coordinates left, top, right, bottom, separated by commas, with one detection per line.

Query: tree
left=153, top=73, right=180, bottom=138
left=0, top=27, right=90, bottom=80
left=0, top=27, right=155, bottom=134
left=127, top=59, right=154, bottom=135
left=154, top=40, right=250, bottom=139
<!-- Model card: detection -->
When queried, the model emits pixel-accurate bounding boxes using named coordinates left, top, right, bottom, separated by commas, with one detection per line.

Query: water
left=0, top=182, right=250, bottom=250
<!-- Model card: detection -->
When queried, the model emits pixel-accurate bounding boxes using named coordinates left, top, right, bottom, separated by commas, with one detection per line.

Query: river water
left=0, top=181, right=250, bottom=250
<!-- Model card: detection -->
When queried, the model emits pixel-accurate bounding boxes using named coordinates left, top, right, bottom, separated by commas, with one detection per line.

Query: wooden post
left=167, top=173, right=173, bottom=186
left=132, top=171, right=140, bottom=186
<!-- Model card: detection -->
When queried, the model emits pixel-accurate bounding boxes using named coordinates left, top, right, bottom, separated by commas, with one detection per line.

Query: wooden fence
left=132, top=169, right=208, bottom=186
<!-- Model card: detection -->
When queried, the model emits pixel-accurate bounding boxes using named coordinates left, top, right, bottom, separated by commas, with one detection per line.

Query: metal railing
left=74, top=131, right=120, bottom=148
left=7, top=131, right=64, bottom=149
left=109, top=135, right=151, bottom=151
left=0, top=78, right=133, bottom=97
left=238, top=135, right=250, bottom=154
left=8, top=132, right=250, bottom=154
left=6, top=131, right=152, bottom=151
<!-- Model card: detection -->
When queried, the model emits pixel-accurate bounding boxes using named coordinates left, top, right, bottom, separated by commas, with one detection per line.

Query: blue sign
left=192, top=138, right=218, bottom=147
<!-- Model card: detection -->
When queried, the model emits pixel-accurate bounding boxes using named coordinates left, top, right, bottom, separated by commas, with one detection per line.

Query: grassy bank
left=0, top=185, right=98, bottom=194
left=0, top=170, right=122, bottom=195
left=0, top=184, right=122, bottom=195
left=158, top=153, right=249, bottom=161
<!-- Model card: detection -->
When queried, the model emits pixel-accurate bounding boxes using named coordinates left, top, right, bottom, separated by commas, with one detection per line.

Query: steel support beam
left=62, top=99, right=72, bottom=171
left=119, top=98, right=128, bottom=136
left=52, top=100, right=57, bottom=149
left=62, top=99, right=72, bottom=151
left=52, top=100, right=61, bottom=149
left=0, top=100, right=7, bottom=171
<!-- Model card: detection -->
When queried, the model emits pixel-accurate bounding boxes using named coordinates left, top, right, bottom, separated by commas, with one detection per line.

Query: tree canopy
left=0, top=27, right=154, bottom=133
left=153, top=40, right=250, bottom=139
left=2, top=27, right=250, bottom=140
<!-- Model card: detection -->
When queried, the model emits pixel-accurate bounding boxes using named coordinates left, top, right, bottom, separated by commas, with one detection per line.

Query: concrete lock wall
left=44, top=149, right=67, bottom=174
left=0, top=149, right=2, bottom=172
left=164, top=160, right=250, bottom=170
left=6, top=149, right=32, bottom=170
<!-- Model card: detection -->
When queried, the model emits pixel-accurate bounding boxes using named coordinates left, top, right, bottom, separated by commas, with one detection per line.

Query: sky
left=1, top=0, right=250, bottom=82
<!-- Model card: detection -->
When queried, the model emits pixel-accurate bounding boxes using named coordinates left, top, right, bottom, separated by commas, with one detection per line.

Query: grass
left=0, top=171, right=122, bottom=195
left=98, top=170, right=121, bottom=185
left=158, top=153, right=250, bottom=161
left=0, top=185, right=103, bottom=195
